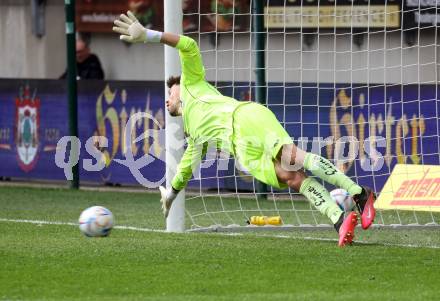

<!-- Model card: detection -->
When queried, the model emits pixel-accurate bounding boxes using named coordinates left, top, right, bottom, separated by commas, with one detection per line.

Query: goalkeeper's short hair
left=167, top=76, right=181, bottom=89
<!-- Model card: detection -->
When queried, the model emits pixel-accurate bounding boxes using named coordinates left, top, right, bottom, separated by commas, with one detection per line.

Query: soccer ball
left=78, top=206, right=114, bottom=237
left=330, top=188, right=355, bottom=212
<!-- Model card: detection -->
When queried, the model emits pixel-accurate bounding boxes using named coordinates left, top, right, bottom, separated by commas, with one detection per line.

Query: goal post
left=164, top=0, right=185, bottom=232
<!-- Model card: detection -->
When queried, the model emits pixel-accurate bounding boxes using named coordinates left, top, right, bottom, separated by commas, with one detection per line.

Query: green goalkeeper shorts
left=232, top=102, right=292, bottom=189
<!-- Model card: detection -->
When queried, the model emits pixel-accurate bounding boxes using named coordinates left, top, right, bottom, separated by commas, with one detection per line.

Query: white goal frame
left=165, top=0, right=440, bottom=232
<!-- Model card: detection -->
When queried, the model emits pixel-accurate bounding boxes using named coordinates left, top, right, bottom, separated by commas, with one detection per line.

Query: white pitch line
left=114, top=225, right=165, bottom=233
left=0, top=218, right=165, bottom=233
left=0, top=218, right=78, bottom=226
left=1, top=218, right=439, bottom=249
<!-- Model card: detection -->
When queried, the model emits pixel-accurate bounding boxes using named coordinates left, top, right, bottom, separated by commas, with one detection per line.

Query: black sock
left=333, top=212, right=344, bottom=233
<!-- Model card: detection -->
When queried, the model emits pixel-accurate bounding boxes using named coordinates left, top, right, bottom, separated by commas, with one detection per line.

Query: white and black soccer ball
left=79, top=206, right=114, bottom=237
left=330, top=188, right=355, bottom=212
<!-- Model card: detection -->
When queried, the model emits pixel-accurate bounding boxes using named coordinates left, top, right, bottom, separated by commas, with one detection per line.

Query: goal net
left=170, top=0, right=440, bottom=231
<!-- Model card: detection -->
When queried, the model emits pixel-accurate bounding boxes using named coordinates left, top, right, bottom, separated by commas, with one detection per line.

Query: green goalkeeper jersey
left=171, top=35, right=245, bottom=190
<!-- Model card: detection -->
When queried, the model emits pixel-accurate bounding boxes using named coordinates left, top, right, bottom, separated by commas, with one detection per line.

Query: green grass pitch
left=1, top=186, right=439, bottom=301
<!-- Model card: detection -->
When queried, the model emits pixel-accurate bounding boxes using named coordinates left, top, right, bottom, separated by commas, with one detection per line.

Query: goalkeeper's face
left=166, top=84, right=182, bottom=117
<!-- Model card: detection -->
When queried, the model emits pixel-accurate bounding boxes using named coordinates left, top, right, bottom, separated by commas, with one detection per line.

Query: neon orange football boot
left=353, top=187, right=376, bottom=230
left=337, top=212, right=358, bottom=247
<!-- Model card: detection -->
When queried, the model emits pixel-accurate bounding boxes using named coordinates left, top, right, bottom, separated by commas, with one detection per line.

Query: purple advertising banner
left=265, top=83, right=440, bottom=192
left=76, top=80, right=166, bottom=186
left=0, top=80, right=69, bottom=181
left=0, top=79, right=438, bottom=193
left=0, top=80, right=167, bottom=185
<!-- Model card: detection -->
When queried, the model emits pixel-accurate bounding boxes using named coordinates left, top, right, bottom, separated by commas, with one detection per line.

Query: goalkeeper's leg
left=274, top=164, right=358, bottom=247
left=275, top=167, right=343, bottom=224
left=279, top=144, right=376, bottom=229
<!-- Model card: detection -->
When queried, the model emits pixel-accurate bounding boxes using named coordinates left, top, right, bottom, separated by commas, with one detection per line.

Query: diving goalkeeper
left=113, top=11, right=376, bottom=247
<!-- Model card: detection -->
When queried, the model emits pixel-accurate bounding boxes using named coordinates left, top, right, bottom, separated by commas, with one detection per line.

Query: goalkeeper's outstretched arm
left=113, top=11, right=205, bottom=85
left=113, top=11, right=206, bottom=216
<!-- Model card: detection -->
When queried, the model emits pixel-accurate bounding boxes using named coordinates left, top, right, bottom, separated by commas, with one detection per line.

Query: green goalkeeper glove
left=112, top=11, right=162, bottom=44
left=159, top=186, right=179, bottom=218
